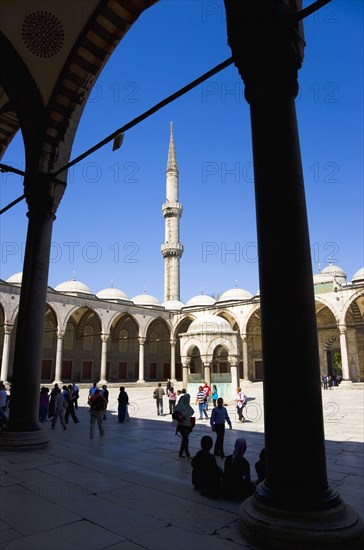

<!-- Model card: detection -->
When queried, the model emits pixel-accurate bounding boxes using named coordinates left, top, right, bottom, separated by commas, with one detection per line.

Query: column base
left=338, top=380, right=354, bottom=389
left=52, top=380, right=63, bottom=386
left=136, top=379, right=145, bottom=384
left=0, top=428, right=51, bottom=451
left=239, top=493, right=364, bottom=549
left=98, top=379, right=108, bottom=386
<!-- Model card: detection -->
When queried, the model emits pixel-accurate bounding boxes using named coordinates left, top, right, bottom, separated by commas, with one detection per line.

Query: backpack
left=172, top=410, right=185, bottom=422
left=92, top=396, right=106, bottom=411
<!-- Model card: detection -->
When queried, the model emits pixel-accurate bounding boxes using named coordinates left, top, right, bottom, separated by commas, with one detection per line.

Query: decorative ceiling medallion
left=22, top=11, right=64, bottom=58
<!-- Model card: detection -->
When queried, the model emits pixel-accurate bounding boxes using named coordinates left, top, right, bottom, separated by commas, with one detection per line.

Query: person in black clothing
left=117, top=387, right=129, bottom=423
left=64, top=385, right=79, bottom=424
left=191, top=435, right=223, bottom=499
left=102, top=384, right=109, bottom=420
left=255, top=448, right=266, bottom=484
left=223, top=437, right=255, bottom=500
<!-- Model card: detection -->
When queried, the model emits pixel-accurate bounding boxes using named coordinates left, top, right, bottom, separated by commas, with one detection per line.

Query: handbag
left=190, top=416, right=196, bottom=429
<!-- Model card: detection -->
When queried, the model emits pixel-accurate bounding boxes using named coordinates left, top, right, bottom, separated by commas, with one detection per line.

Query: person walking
left=202, top=381, right=211, bottom=412
left=196, top=386, right=208, bottom=420
left=88, top=382, right=99, bottom=397
left=51, top=387, right=67, bottom=430
left=64, top=385, right=79, bottom=424
left=211, top=384, right=218, bottom=407
left=101, top=384, right=109, bottom=420
left=88, top=389, right=106, bottom=439
left=174, top=389, right=194, bottom=458
left=48, top=383, right=59, bottom=420
left=235, top=386, right=247, bottom=423
left=72, top=382, right=80, bottom=409
left=117, top=386, right=129, bottom=423
left=167, top=386, right=177, bottom=414
left=39, top=386, right=50, bottom=422
left=153, top=382, right=165, bottom=416
left=210, top=397, right=232, bottom=458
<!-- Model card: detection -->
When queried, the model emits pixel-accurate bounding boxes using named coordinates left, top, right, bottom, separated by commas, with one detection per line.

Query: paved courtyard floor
left=0, top=383, right=363, bottom=549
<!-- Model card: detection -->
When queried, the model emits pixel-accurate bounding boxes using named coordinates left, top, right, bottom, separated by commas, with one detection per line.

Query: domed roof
left=185, top=293, right=216, bottom=307
left=188, top=314, right=233, bottom=334
left=55, top=279, right=93, bottom=296
left=162, top=299, right=185, bottom=310
left=96, top=287, right=130, bottom=302
left=218, top=287, right=253, bottom=302
left=132, top=292, right=161, bottom=306
left=352, top=267, right=364, bottom=283
left=314, top=262, right=347, bottom=285
left=6, top=272, right=22, bottom=284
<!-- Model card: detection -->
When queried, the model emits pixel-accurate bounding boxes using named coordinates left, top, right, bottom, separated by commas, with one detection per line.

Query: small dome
left=96, top=287, right=130, bottom=302
left=162, top=300, right=185, bottom=310
left=314, top=262, right=347, bottom=285
left=132, top=292, right=161, bottom=306
left=55, top=279, right=93, bottom=296
left=218, top=287, right=252, bottom=302
left=186, top=293, right=216, bottom=307
left=352, top=267, right=364, bottom=283
left=188, top=314, right=233, bottom=334
left=6, top=272, right=22, bottom=285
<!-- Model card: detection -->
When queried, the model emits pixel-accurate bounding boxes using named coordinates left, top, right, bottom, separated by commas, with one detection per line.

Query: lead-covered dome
left=218, top=287, right=252, bottom=302
left=96, top=287, right=130, bottom=302
left=6, top=272, right=22, bottom=285
left=313, top=262, right=347, bottom=285
left=132, top=292, right=161, bottom=306
left=186, top=293, right=216, bottom=307
left=352, top=267, right=364, bottom=283
left=187, top=314, right=233, bottom=334
left=55, top=279, right=93, bottom=296
left=162, top=299, right=185, bottom=310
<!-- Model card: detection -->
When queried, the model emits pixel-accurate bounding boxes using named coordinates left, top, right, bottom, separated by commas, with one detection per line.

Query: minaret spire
left=161, top=123, right=183, bottom=302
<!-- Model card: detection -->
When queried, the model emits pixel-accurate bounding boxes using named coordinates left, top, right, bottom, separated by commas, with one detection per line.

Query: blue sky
left=0, top=0, right=363, bottom=303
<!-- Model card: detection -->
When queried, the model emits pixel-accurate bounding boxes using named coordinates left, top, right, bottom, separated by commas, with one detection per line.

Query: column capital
left=4, top=323, right=14, bottom=335
left=339, top=324, right=347, bottom=335
left=224, top=0, right=305, bottom=102
left=24, top=170, right=66, bottom=215
left=101, top=333, right=110, bottom=343
left=138, top=336, right=146, bottom=345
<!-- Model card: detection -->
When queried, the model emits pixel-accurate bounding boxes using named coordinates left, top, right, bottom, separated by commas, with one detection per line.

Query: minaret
left=161, top=122, right=183, bottom=302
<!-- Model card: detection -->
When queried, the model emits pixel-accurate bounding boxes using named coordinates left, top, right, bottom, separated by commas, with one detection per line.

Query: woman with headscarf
left=174, top=389, right=194, bottom=458
left=223, top=437, right=255, bottom=500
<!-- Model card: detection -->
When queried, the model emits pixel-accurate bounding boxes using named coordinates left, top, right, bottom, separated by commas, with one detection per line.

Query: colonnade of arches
left=0, top=289, right=362, bottom=385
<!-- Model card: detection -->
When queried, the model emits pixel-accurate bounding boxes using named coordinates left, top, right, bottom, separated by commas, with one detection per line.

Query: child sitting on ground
left=191, top=435, right=223, bottom=499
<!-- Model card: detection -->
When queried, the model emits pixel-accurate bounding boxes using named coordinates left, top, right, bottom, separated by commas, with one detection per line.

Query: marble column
left=99, top=334, right=109, bottom=385
left=203, top=363, right=211, bottom=386
left=224, top=0, right=364, bottom=547
left=170, top=340, right=176, bottom=382
left=0, top=173, right=65, bottom=450
left=230, top=363, right=239, bottom=392
left=182, top=362, right=189, bottom=388
left=137, top=337, right=145, bottom=383
left=53, top=331, right=64, bottom=385
left=0, top=324, right=13, bottom=384
left=339, top=325, right=351, bottom=382
left=242, top=334, right=248, bottom=380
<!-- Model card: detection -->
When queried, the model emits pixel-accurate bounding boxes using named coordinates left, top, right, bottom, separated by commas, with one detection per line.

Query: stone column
left=224, top=1, right=364, bottom=547
left=99, top=334, right=109, bottom=385
left=203, top=363, right=211, bottom=386
left=0, top=173, right=65, bottom=450
left=230, top=363, right=239, bottom=392
left=242, top=334, right=248, bottom=380
left=182, top=362, right=189, bottom=388
left=339, top=325, right=351, bottom=384
left=137, top=337, right=145, bottom=383
left=53, top=331, right=64, bottom=385
left=0, top=324, right=13, bottom=384
left=170, top=340, right=176, bottom=382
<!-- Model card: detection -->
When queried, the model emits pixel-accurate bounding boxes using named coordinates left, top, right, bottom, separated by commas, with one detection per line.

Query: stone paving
left=0, top=383, right=363, bottom=549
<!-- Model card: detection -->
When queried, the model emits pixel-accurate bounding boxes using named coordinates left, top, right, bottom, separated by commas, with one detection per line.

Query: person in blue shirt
left=210, top=397, right=232, bottom=458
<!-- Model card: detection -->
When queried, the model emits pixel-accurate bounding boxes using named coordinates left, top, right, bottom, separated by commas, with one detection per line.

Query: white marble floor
left=0, top=383, right=363, bottom=549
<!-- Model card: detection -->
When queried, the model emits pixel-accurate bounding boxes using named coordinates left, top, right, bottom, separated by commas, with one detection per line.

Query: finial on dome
left=235, top=279, right=238, bottom=288
left=170, top=121, right=173, bottom=133
left=110, top=279, right=114, bottom=288
left=72, top=271, right=76, bottom=281
left=200, top=287, right=204, bottom=295
left=143, top=288, right=147, bottom=294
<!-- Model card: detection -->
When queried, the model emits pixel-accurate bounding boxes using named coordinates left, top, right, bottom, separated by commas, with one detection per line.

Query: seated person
left=191, top=435, right=223, bottom=499
left=223, top=437, right=255, bottom=500
left=255, top=447, right=266, bottom=484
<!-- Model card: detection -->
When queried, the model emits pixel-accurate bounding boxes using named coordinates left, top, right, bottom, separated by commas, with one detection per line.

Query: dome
left=96, top=287, right=130, bottom=302
left=314, top=262, right=347, bottom=285
left=188, top=314, right=233, bottom=334
left=185, top=293, right=216, bottom=307
left=55, top=279, right=93, bottom=296
left=218, top=287, right=253, bottom=302
left=352, top=267, right=364, bottom=283
left=132, top=292, right=161, bottom=306
left=162, top=299, right=185, bottom=310
left=6, top=272, right=22, bottom=285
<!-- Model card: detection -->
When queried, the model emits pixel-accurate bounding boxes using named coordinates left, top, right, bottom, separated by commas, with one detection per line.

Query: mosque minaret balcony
left=162, top=201, right=183, bottom=219
left=161, top=242, right=184, bottom=258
